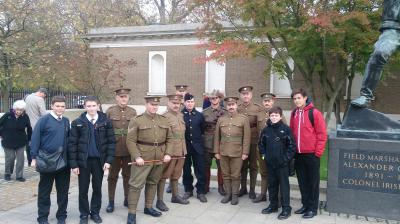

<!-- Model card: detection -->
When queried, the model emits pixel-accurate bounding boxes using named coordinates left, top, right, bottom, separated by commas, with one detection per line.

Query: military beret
left=260, top=92, right=276, bottom=100
left=175, top=84, right=188, bottom=92
left=114, top=88, right=131, bottom=95
left=184, top=93, right=194, bottom=101
left=224, top=96, right=239, bottom=103
left=238, top=85, right=254, bottom=93
left=144, top=96, right=162, bottom=103
left=167, top=94, right=183, bottom=102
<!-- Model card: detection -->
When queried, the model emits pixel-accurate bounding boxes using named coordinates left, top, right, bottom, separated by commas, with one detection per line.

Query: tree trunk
left=343, top=60, right=356, bottom=119
left=324, top=78, right=346, bottom=128
left=1, top=52, right=12, bottom=111
left=158, top=0, right=166, bottom=24
left=334, top=98, right=342, bottom=124
left=0, top=89, right=10, bottom=112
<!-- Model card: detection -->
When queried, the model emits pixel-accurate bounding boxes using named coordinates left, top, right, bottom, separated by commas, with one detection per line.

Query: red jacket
left=289, top=103, right=327, bottom=158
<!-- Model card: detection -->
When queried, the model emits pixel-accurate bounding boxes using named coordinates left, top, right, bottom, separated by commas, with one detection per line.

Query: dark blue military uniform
left=182, top=107, right=206, bottom=194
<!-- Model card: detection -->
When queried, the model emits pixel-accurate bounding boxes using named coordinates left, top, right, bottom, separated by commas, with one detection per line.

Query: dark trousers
left=37, top=168, right=71, bottom=222
left=78, top=158, right=104, bottom=217
left=267, top=164, right=290, bottom=209
left=183, top=145, right=206, bottom=194
left=26, top=144, right=32, bottom=165
left=295, top=153, right=320, bottom=212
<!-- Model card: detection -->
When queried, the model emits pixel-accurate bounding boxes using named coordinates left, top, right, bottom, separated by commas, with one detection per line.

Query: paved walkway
left=0, top=149, right=399, bottom=224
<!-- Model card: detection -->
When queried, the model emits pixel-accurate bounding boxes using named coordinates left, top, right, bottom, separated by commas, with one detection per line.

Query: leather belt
left=114, top=128, right=128, bottom=136
left=137, top=140, right=166, bottom=146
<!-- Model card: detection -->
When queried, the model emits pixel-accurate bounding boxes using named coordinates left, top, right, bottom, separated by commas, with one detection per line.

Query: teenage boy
left=290, top=89, right=327, bottom=219
left=68, top=96, right=115, bottom=224
left=259, top=106, right=296, bottom=220
left=31, top=96, right=70, bottom=224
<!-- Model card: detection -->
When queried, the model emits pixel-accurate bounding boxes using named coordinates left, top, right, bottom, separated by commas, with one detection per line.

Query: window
left=148, top=51, right=166, bottom=95
left=270, top=49, right=293, bottom=98
left=205, top=50, right=226, bottom=94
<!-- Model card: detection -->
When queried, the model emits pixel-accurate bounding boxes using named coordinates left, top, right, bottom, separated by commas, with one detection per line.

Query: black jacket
left=68, top=111, right=115, bottom=168
left=182, top=108, right=205, bottom=154
left=0, top=110, right=32, bottom=149
left=258, top=120, right=296, bottom=169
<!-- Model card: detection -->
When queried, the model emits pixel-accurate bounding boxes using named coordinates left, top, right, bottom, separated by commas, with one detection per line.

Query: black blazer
left=182, top=108, right=205, bottom=154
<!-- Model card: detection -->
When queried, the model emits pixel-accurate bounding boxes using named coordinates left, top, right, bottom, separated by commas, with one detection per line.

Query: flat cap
left=260, top=92, right=276, bottom=100
left=238, top=85, right=253, bottom=93
left=224, top=96, right=239, bottom=103
left=114, top=88, right=131, bottom=95
left=175, top=84, right=188, bottom=92
left=144, top=96, right=162, bottom=103
left=167, top=94, right=183, bottom=102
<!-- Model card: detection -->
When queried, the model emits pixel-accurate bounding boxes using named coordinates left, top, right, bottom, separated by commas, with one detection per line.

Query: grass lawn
left=211, top=146, right=329, bottom=181
left=320, top=146, right=328, bottom=181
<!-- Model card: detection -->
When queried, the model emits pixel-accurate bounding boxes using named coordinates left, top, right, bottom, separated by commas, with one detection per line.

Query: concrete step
left=210, top=168, right=327, bottom=193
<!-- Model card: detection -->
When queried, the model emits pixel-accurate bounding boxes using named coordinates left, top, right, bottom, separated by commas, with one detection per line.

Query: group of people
left=0, top=84, right=327, bottom=224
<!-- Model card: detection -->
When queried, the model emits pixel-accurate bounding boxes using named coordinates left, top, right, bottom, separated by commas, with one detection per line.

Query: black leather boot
left=127, top=213, right=136, bottom=224
left=106, top=201, right=114, bottom=213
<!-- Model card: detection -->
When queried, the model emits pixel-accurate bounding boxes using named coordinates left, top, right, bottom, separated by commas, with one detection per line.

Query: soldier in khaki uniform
left=237, top=86, right=263, bottom=199
left=253, top=92, right=286, bottom=203
left=155, top=95, right=189, bottom=212
left=106, top=88, right=137, bottom=213
left=202, top=90, right=226, bottom=195
left=214, top=97, right=251, bottom=205
left=165, top=84, right=189, bottom=194
left=126, top=96, right=173, bottom=224
left=175, top=84, right=188, bottom=110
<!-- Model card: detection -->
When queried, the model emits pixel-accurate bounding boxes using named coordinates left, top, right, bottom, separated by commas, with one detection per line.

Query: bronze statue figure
left=351, top=0, right=400, bottom=107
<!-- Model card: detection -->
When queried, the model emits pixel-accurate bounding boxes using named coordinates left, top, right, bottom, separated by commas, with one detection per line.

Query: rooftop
left=84, top=22, right=244, bottom=40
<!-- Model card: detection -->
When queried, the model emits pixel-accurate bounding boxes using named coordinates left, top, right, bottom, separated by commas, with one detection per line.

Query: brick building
left=85, top=23, right=400, bottom=115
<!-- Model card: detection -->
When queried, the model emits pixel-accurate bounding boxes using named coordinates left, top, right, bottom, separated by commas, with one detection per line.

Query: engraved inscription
left=338, top=150, right=400, bottom=194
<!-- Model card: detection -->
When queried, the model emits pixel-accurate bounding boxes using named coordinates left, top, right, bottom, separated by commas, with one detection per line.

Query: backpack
left=291, top=108, right=314, bottom=127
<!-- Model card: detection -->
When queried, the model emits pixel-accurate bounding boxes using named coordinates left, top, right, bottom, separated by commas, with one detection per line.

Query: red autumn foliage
left=194, top=39, right=250, bottom=64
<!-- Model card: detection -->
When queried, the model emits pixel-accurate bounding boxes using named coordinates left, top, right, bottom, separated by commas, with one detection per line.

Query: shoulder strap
left=291, top=108, right=314, bottom=127
left=291, top=109, right=296, bottom=120
left=309, top=108, right=314, bottom=127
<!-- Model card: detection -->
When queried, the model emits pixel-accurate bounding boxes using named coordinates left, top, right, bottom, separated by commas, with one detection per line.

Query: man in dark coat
left=68, top=96, right=115, bottom=224
left=182, top=93, right=207, bottom=203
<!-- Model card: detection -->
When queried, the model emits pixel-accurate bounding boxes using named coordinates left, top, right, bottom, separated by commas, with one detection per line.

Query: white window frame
left=148, top=51, right=167, bottom=95
left=205, top=50, right=226, bottom=94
